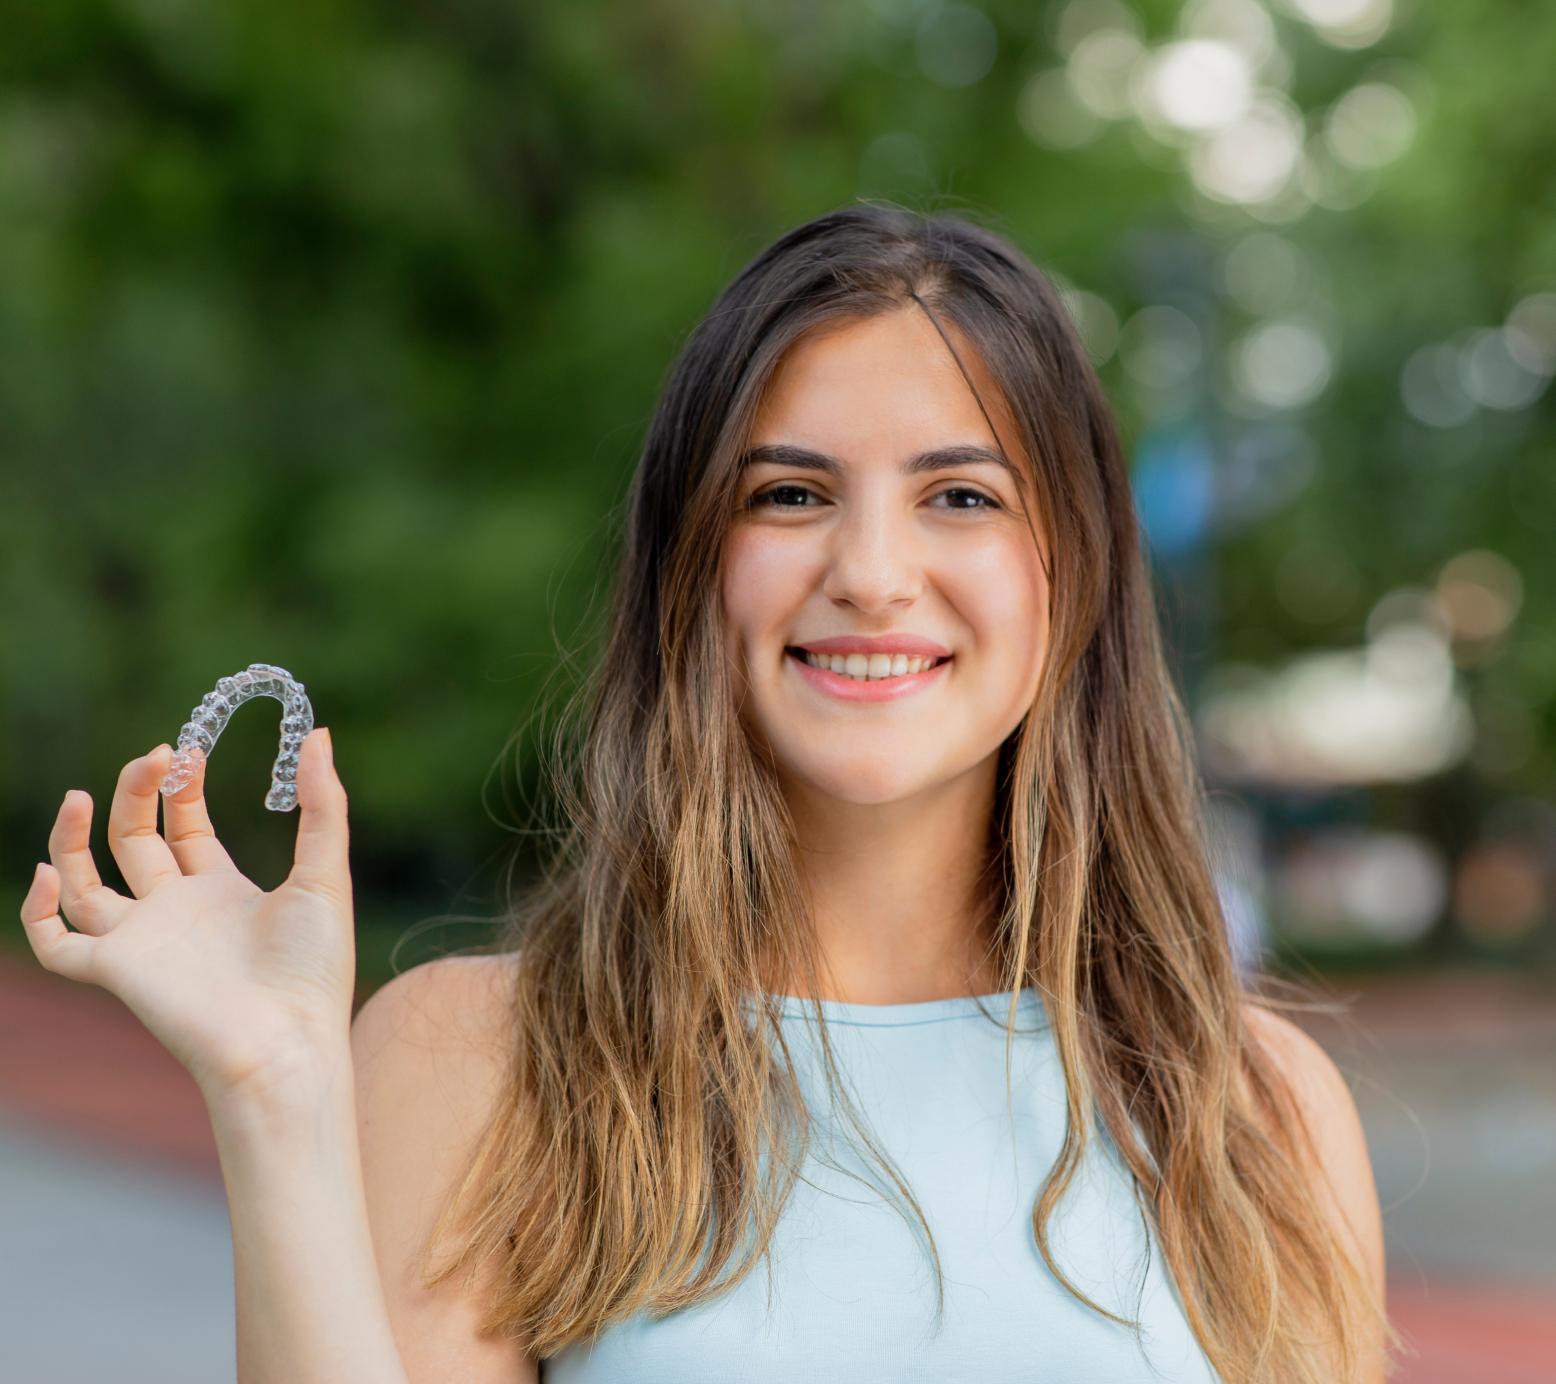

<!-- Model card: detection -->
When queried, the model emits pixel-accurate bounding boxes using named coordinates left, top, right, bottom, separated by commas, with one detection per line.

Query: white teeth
left=800, top=650, right=944, bottom=681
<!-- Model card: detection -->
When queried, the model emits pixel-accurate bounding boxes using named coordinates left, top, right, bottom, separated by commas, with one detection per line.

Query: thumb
left=287, top=727, right=351, bottom=903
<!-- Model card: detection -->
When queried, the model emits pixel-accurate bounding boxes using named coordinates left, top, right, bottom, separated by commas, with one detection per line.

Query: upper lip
left=789, top=634, right=952, bottom=659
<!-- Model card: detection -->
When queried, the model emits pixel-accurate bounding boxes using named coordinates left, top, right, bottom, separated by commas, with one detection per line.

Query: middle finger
left=160, top=745, right=240, bottom=876
left=106, top=746, right=184, bottom=899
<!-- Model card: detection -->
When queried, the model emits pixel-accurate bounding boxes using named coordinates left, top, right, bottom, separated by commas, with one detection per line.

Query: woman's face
left=723, top=306, right=1050, bottom=807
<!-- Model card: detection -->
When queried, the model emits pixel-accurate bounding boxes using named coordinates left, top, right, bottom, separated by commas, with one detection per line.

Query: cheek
left=722, top=528, right=805, bottom=638
left=956, top=534, right=1048, bottom=649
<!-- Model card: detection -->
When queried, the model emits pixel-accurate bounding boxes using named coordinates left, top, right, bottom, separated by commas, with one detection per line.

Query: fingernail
left=321, top=727, right=333, bottom=763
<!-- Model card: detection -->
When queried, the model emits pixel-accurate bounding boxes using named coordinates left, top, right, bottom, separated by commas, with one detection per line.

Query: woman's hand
left=17, top=727, right=356, bottom=1110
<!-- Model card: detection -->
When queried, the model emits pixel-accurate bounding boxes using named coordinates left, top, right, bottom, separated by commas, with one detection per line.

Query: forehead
left=749, top=306, right=1021, bottom=455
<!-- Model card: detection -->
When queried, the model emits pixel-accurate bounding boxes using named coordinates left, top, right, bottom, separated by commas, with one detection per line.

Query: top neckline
left=745, top=986, right=1047, bottom=1028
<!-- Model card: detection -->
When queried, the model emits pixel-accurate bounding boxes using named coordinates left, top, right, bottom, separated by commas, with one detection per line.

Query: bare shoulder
left=351, top=954, right=537, bottom=1383
left=1240, top=1001, right=1356, bottom=1118
left=352, top=953, right=518, bottom=1069
left=1240, top=1001, right=1387, bottom=1358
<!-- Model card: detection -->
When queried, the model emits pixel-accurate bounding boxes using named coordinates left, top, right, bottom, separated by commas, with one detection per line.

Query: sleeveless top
left=540, top=988, right=1221, bottom=1382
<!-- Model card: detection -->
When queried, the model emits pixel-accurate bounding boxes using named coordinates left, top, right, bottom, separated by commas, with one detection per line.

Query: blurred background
left=2, top=0, right=1552, bottom=1379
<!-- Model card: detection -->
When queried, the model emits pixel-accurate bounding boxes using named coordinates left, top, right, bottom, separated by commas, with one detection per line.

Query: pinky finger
left=19, top=862, right=98, bottom=984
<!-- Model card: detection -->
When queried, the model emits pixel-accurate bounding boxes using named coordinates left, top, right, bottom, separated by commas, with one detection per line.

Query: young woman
left=20, top=203, right=1399, bottom=1382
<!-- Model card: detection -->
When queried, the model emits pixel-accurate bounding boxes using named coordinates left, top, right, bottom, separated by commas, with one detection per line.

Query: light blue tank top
left=541, top=988, right=1221, bottom=1382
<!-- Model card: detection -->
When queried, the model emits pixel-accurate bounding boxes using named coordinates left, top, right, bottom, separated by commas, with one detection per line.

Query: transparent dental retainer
left=158, top=663, right=315, bottom=813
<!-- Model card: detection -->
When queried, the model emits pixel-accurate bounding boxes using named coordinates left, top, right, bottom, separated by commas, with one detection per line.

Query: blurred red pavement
left=0, top=953, right=383, bottom=1186
left=2, top=953, right=1552, bottom=1380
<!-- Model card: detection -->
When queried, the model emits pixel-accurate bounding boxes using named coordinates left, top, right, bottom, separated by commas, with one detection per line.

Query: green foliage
left=3, top=0, right=1552, bottom=954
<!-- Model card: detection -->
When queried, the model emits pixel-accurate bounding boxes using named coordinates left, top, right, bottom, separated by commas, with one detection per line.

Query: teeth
left=800, top=651, right=944, bottom=680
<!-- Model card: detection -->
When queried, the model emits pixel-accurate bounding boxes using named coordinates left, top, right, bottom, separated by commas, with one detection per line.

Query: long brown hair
left=420, top=201, right=1401, bottom=1380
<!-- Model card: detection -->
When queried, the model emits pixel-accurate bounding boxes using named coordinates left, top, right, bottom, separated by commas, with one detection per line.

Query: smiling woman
left=370, top=203, right=1399, bottom=1382
left=3, top=198, right=1394, bottom=1384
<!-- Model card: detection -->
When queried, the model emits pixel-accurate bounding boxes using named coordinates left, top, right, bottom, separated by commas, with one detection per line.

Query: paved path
left=0, top=952, right=224, bottom=1186
left=0, top=1112, right=235, bottom=1383
left=2, top=955, right=1553, bottom=1381
left=1299, top=970, right=1556, bottom=1292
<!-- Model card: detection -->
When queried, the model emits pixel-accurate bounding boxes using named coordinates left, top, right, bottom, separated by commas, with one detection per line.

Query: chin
left=783, top=760, right=939, bottom=806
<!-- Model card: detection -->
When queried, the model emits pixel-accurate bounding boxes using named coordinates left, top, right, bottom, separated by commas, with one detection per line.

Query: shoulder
left=351, top=953, right=517, bottom=1070
left=350, top=955, right=536, bottom=1381
left=349, top=953, right=522, bottom=1218
left=1240, top=1000, right=1352, bottom=1119
left=1238, top=1000, right=1386, bottom=1300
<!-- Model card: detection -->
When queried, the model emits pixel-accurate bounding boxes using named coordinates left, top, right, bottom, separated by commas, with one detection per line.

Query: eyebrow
left=738, top=442, right=1015, bottom=477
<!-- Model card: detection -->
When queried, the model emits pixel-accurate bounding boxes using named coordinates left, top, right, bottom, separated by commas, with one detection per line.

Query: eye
left=746, top=484, right=819, bottom=510
left=746, top=485, right=1003, bottom=512
left=934, top=487, right=1003, bottom=512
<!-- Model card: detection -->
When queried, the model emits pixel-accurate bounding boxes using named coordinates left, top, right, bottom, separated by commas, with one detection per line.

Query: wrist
left=202, top=1031, right=355, bottom=1137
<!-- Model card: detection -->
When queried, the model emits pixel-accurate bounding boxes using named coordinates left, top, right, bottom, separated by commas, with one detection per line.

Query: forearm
left=208, top=1046, right=410, bottom=1384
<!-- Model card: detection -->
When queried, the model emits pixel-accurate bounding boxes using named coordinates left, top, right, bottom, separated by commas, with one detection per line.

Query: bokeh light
left=1197, top=592, right=1475, bottom=787
left=1017, top=69, right=1105, bottom=150
left=1065, top=25, right=1146, bottom=120
left=1136, top=40, right=1255, bottom=134
left=1219, top=231, right=1305, bottom=314
left=1177, top=0, right=1281, bottom=74
left=1505, top=290, right=1556, bottom=374
left=1401, top=341, right=1479, bottom=427
left=1435, top=549, right=1523, bottom=647
left=1273, top=827, right=1446, bottom=944
left=1454, top=840, right=1547, bottom=943
left=1230, top=317, right=1334, bottom=410
left=1118, top=304, right=1203, bottom=392
left=1324, top=81, right=1417, bottom=169
left=1057, top=282, right=1121, bottom=364
left=1187, top=94, right=1305, bottom=205
left=1460, top=326, right=1552, bottom=411
left=1274, top=0, right=1395, bottom=50
left=1053, top=0, right=1143, bottom=54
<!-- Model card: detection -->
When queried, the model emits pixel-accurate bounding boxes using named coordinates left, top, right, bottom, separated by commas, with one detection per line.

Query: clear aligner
left=158, top=663, right=316, bottom=813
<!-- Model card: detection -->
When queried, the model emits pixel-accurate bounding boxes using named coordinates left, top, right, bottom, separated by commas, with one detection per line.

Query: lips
left=786, top=647, right=952, bottom=702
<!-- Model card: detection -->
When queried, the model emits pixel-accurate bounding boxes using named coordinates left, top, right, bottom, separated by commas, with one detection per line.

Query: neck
left=767, top=754, right=1005, bottom=1005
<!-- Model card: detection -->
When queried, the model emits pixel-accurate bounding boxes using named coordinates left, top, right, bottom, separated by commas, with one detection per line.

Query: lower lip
left=787, top=650, right=952, bottom=702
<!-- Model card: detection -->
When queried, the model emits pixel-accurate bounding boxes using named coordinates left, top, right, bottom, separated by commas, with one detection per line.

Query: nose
left=819, top=499, right=924, bottom=614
